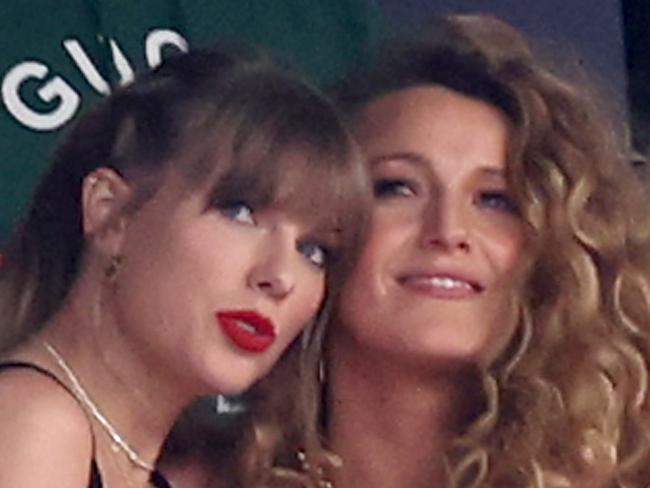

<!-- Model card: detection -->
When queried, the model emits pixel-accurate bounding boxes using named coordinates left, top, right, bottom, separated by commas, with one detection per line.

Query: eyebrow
left=368, top=151, right=432, bottom=169
left=479, top=167, right=506, bottom=178
left=369, top=151, right=507, bottom=178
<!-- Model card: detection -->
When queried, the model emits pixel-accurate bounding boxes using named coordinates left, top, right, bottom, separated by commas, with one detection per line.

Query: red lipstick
left=216, top=310, right=277, bottom=353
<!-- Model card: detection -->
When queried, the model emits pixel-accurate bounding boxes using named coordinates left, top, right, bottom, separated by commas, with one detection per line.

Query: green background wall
left=0, top=0, right=381, bottom=245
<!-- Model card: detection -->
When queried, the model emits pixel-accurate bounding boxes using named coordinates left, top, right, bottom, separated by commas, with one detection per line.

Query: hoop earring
left=318, top=356, right=327, bottom=386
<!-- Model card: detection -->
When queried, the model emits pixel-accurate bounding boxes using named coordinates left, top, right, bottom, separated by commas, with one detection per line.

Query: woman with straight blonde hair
left=0, top=45, right=370, bottom=488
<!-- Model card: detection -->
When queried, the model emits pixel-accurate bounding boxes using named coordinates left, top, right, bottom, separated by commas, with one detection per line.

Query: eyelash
left=373, top=178, right=416, bottom=199
left=476, top=191, right=518, bottom=213
left=220, top=202, right=333, bottom=270
left=373, top=179, right=518, bottom=215
left=219, top=202, right=256, bottom=225
left=298, top=241, right=331, bottom=270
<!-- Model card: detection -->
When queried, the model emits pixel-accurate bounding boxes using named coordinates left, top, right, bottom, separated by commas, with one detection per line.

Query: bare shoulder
left=0, top=366, right=94, bottom=487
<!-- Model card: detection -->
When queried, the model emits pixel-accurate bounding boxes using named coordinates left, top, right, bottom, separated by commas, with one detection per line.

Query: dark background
left=376, top=0, right=629, bottom=121
left=622, top=0, right=650, bottom=157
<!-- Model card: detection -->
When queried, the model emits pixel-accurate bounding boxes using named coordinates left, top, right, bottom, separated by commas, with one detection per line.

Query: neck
left=326, top=329, right=477, bottom=488
left=34, top=276, right=195, bottom=471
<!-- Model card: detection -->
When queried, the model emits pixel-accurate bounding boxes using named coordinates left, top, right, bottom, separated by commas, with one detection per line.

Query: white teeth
left=417, top=276, right=473, bottom=290
left=236, top=321, right=257, bottom=334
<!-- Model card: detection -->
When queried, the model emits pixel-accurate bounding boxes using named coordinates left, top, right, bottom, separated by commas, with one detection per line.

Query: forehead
left=355, top=86, right=511, bottom=179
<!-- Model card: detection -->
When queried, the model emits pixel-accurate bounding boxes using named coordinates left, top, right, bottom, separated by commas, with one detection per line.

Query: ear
left=82, top=167, right=134, bottom=257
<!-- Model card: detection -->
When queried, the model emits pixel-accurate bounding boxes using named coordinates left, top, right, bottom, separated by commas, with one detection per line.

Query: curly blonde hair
left=335, top=13, right=650, bottom=488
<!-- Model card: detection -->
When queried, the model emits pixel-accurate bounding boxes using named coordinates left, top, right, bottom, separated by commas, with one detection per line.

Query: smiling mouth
left=216, top=310, right=277, bottom=353
left=397, top=274, right=482, bottom=298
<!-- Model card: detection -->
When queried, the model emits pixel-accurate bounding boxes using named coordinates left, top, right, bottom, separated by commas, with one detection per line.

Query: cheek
left=124, top=217, right=190, bottom=276
left=305, top=277, right=326, bottom=316
left=478, top=231, right=525, bottom=364
left=290, top=274, right=326, bottom=331
left=119, top=224, right=217, bottom=314
left=338, top=211, right=412, bottom=314
left=357, top=210, right=412, bottom=271
left=480, top=223, right=524, bottom=278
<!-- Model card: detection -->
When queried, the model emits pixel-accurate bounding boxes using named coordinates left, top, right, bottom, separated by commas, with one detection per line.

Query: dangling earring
left=105, top=255, right=123, bottom=282
left=318, top=356, right=327, bottom=386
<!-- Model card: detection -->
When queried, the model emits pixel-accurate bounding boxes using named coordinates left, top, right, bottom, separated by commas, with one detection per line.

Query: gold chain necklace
left=42, top=340, right=155, bottom=472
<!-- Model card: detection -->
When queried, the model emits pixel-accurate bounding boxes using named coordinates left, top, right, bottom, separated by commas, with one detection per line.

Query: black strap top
left=0, top=361, right=172, bottom=488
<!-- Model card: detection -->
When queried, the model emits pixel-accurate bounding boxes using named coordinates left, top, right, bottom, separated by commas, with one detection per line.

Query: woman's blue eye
left=298, top=242, right=329, bottom=269
left=477, top=191, right=518, bottom=213
left=221, top=203, right=256, bottom=224
left=373, top=179, right=415, bottom=199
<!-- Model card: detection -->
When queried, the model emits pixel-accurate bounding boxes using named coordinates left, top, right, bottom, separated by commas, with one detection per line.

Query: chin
left=391, top=330, right=494, bottom=370
left=202, top=364, right=267, bottom=396
left=209, top=377, right=257, bottom=396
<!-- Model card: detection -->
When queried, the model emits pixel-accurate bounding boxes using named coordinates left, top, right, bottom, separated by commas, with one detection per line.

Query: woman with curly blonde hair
left=0, top=45, right=370, bottom=487
left=298, top=13, right=650, bottom=488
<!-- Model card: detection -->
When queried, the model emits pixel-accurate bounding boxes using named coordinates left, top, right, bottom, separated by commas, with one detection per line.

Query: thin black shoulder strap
left=0, top=361, right=104, bottom=488
left=0, top=361, right=69, bottom=388
left=0, top=362, right=172, bottom=488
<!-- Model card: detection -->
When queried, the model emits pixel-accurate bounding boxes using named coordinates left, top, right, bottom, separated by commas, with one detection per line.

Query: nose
left=419, top=196, right=471, bottom=252
left=247, top=238, right=296, bottom=301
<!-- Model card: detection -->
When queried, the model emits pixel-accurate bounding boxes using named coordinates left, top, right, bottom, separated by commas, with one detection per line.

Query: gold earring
left=105, top=255, right=123, bottom=282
